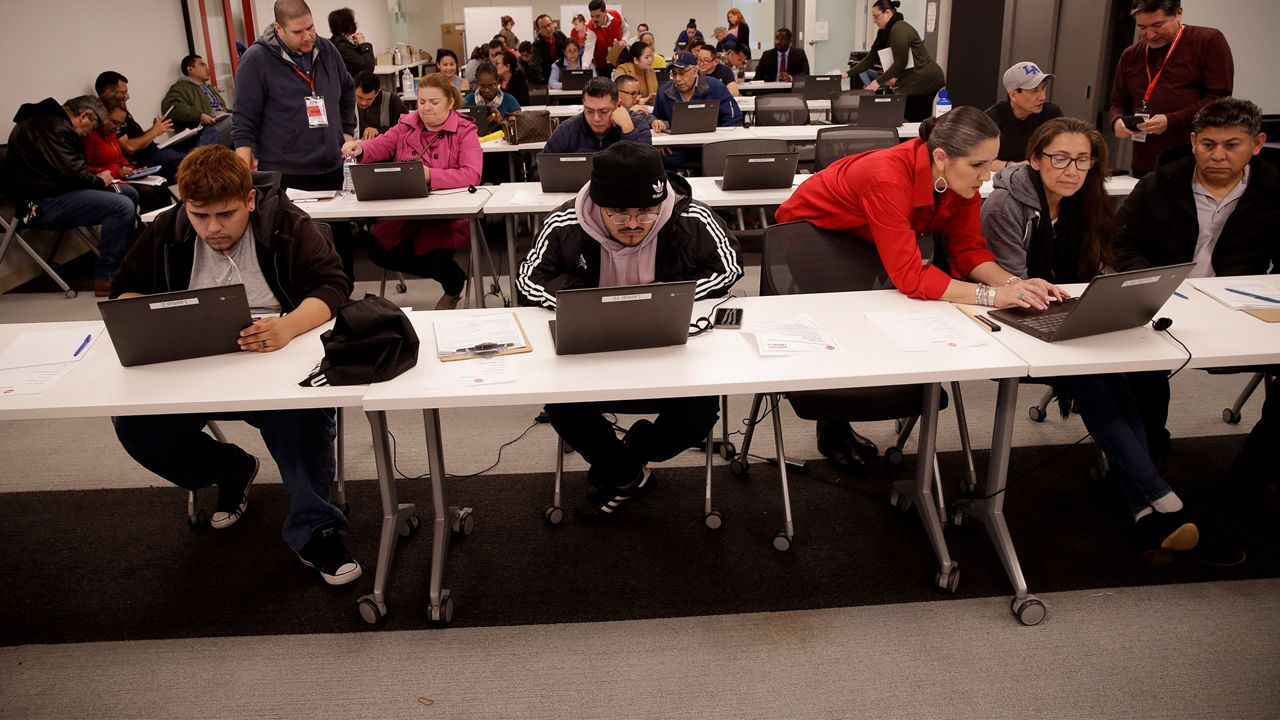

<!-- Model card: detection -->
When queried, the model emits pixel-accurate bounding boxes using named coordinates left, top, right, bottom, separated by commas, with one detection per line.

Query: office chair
left=753, top=93, right=810, bottom=126
left=829, top=90, right=874, bottom=125
left=727, top=221, right=971, bottom=590
left=813, top=125, right=899, bottom=171
left=701, top=138, right=790, bottom=245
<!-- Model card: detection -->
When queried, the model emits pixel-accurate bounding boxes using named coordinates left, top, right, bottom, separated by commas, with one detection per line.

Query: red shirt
left=587, top=9, right=625, bottom=67
left=775, top=139, right=995, bottom=300
left=82, top=130, right=129, bottom=178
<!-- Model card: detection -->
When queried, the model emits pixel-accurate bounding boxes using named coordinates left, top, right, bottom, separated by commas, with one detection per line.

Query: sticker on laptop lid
left=149, top=298, right=199, bottom=310
left=1121, top=276, right=1160, bottom=287
left=601, top=293, right=653, bottom=303
left=747, top=157, right=776, bottom=163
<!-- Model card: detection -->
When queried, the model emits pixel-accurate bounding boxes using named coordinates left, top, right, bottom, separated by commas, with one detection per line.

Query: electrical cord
left=387, top=420, right=541, bottom=481
left=689, top=294, right=739, bottom=337
left=1160, top=326, right=1193, bottom=381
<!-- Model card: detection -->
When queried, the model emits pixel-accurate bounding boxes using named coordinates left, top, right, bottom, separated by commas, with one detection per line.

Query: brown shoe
left=94, top=279, right=111, bottom=297
left=434, top=293, right=461, bottom=310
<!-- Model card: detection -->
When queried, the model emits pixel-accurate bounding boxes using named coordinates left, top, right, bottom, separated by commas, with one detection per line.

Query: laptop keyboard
left=1019, top=311, right=1070, bottom=333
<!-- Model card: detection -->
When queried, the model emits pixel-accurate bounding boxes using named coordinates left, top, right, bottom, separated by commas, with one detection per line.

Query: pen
left=1225, top=287, right=1280, bottom=304
left=72, top=334, right=93, bottom=357
left=161, top=105, right=173, bottom=119
left=1172, top=290, right=1188, bottom=299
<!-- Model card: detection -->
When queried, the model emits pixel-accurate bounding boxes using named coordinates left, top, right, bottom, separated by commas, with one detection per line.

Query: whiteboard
left=462, top=6, right=534, bottom=56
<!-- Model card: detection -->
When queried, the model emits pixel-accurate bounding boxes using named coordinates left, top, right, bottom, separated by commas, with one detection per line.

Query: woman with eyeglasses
left=847, top=0, right=946, bottom=122
left=982, top=117, right=1202, bottom=565
left=548, top=38, right=593, bottom=90
left=613, top=41, right=659, bottom=105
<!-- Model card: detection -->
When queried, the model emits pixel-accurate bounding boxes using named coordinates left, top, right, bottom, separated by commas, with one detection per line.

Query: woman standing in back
left=724, top=7, right=751, bottom=57
left=847, top=0, right=946, bottom=121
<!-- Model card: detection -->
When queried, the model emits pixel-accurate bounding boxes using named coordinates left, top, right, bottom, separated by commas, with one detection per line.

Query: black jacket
left=532, top=31, right=569, bottom=84
left=332, top=34, right=375, bottom=78
left=756, top=46, right=809, bottom=82
left=3, top=98, right=104, bottom=202
left=110, top=180, right=351, bottom=317
left=517, top=174, right=742, bottom=308
left=1113, top=155, right=1280, bottom=276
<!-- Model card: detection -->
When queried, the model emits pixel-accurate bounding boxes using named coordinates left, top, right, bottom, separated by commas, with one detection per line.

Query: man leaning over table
left=109, top=145, right=362, bottom=586
left=517, top=142, right=742, bottom=517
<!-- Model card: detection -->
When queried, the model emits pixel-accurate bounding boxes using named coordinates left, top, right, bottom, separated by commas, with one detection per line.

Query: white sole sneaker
left=298, top=556, right=363, bottom=586
left=210, top=456, right=259, bottom=529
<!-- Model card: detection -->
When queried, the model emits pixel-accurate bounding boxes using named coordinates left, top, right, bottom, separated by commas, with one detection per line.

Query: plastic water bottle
left=392, top=46, right=402, bottom=65
left=341, top=156, right=356, bottom=197
left=401, top=69, right=414, bottom=96
left=933, top=88, right=952, bottom=118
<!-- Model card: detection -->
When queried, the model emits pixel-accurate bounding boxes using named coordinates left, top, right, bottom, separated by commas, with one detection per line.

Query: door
left=803, top=0, right=868, bottom=75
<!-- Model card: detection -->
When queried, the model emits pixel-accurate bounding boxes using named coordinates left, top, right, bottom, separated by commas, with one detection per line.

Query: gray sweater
left=979, top=164, right=1043, bottom=280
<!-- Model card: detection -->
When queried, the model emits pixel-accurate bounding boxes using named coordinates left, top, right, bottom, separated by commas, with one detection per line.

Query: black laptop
left=715, top=152, right=799, bottom=190
left=350, top=162, right=429, bottom=201
left=990, top=263, right=1195, bottom=342
left=561, top=69, right=593, bottom=91
left=670, top=101, right=720, bottom=134
left=537, top=153, right=595, bottom=193
left=98, top=285, right=252, bottom=366
left=549, top=281, right=697, bottom=354
left=856, top=94, right=906, bottom=127
left=655, top=67, right=672, bottom=84
left=801, top=74, right=842, bottom=101
left=459, top=105, right=495, bottom=134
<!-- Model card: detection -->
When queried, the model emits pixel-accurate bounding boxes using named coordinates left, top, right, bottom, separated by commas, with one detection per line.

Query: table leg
left=423, top=407, right=469, bottom=623
left=891, top=383, right=958, bottom=592
left=506, top=215, right=518, bottom=304
left=468, top=218, right=485, bottom=308
left=356, top=410, right=419, bottom=624
left=507, top=153, right=517, bottom=182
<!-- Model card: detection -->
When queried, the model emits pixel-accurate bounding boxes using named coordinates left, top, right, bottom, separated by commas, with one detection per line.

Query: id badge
left=1132, top=112, right=1150, bottom=143
left=305, top=95, right=329, bottom=128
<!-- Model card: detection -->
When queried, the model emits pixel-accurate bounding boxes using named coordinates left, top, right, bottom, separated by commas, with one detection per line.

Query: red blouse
left=775, top=138, right=995, bottom=300
left=82, top=130, right=129, bottom=179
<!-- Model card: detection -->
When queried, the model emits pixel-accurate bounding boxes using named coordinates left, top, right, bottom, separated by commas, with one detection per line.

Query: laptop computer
left=654, top=67, right=672, bottom=84
left=349, top=162, right=429, bottom=202
left=549, top=281, right=698, bottom=355
left=715, top=152, right=799, bottom=190
left=989, top=263, right=1195, bottom=342
left=561, top=69, right=593, bottom=91
left=801, top=74, right=842, bottom=101
left=98, top=285, right=252, bottom=366
left=537, top=153, right=595, bottom=193
left=670, top=101, right=720, bottom=135
left=856, top=94, right=906, bottom=128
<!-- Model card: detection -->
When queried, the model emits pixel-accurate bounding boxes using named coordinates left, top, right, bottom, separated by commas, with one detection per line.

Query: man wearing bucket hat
left=517, top=141, right=743, bottom=517
left=986, top=61, right=1064, bottom=170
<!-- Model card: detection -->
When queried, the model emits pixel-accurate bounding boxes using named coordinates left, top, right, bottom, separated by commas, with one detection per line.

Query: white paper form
left=421, top=357, right=515, bottom=388
left=511, top=190, right=574, bottom=206
left=866, top=311, right=989, bottom=352
left=878, top=47, right=914, bottom=71
left=0, top=323, right=105, bottom=371
left=740, top=313, right=840, bottom=356
left=1187, top=278, right=1280, bottom=310
left=286, top=188, right=338, bottom=202
left=0, top=363, right=77, bottom=396
left=433, top=313, right=527, bottom=357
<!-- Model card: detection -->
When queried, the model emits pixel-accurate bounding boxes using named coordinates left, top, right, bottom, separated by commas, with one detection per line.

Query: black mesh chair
left=702, top=138, right=790, bottom=239
left=830, top=90, right=873, bottom=125
left=729, top=221, right=972, bottom=591
left=814, top=125, right=900, bottom=171
left=754, top=93, right=810, bottom=126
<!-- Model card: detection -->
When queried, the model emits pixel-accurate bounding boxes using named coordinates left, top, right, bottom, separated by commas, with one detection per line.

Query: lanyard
left=1141, top=24, right=1185, bottom=110
left=291, top=65, right=316, bottom=94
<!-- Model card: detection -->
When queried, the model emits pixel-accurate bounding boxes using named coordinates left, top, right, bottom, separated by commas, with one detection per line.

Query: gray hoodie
left=979, top=164, right=1043, bottom=280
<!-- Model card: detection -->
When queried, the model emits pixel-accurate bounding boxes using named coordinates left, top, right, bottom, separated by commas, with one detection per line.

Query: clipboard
left=1245, top=309, right=1280, bottom=323
left=436, top=313, right=533, bottom=361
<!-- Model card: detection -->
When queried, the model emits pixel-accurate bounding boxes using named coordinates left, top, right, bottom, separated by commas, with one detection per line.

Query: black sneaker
left=1136, top=510, right=1199, bottom=567
left=816, top=420, right=869, bottom=470
left=578, top=466, right=655, bottom=517
left=622, top=418, right=656, bottom=461
left=210, top=455, right=259, bottom=529
left=297, top=526, right=363, bottom=586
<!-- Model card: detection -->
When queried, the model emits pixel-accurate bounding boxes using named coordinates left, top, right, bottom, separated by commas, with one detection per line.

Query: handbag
left=300, top=295, right=419, bottom=386
left=502, top=109, right=552, bottom=145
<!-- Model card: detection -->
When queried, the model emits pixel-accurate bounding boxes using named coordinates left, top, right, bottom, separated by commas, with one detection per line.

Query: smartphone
left=1121, top=113, right=1148, bottom=131
left=714, top=307, right=743, bottom=329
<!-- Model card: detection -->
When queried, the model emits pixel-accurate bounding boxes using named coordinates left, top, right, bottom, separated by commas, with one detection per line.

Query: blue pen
left=1226, top=287, right=1280, bottom=304
left=72, top=334, right=92, bottom=357
left=1172, top=290, right=1188, bottom=299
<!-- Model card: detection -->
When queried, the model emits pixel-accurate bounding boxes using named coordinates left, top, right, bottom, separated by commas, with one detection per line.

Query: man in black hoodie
left=3, top=95, right=139, bottom=296
left=110, top=145, right=361, bottom=586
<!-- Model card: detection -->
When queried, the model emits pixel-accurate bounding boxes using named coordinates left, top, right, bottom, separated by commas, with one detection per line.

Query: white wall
left=1181, top=0, right=1279, bottom=112
left=304, top=0, right=395, bottom=56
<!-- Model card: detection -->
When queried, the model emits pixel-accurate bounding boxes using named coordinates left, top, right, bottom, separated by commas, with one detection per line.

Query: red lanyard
left=291, top=65, right=316, bottom=94
left=1142, top=24, right=1185, bottom=109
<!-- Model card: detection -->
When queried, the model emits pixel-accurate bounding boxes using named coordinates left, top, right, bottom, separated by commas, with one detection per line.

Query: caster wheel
left=889, top=492, right=913, bottom=512
left=772, top=531, right=792, bottom=552
left=1012, top=595, right=1047, bottom=626
left=885, top=447, right=904, bottom=465
left=950, top=509, right=966, bottom=528
left=187, top=509, right=207, bottom=529
left=398, top=514, right=422, bottom=538
left=1222, top=408, right=1241, bottom=424
left=729, top=457, right=749, bottom=476
left=357, top=595, right=387, bottom=624
left=544, top=505, right=564, bottom=525
left=936, top=565, right=960, bottom=593
left=396, top=281, right=408, bottom=294
left=65, top=289, right=78, bottom=299
left=719, top=441, right=737, bottom=461
left=451, top=507, right=475, bottom=536
left=432, top=591, right=455, bottom=624
left=705, top=510, right=723, bottom=530
left=1027, top=405, right=1047, bottom=422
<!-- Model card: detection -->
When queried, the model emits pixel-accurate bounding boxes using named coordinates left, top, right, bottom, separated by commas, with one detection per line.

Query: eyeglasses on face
left=603, top=209, right=659, bottom=225
left=1040, top=153, right=1096, bottom=171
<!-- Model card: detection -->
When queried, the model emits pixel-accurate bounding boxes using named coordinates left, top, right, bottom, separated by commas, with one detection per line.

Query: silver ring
left=262, top=339, right=269, bottom=348
left=1017, top=292, right=1026, bottom=302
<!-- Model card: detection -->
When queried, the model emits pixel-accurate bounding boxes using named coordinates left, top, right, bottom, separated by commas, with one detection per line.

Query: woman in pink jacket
left=342, top=73, right=483, bottom=309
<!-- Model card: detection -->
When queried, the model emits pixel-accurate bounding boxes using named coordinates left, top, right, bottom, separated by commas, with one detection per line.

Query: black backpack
left=300, top=295, right=419, bottom=386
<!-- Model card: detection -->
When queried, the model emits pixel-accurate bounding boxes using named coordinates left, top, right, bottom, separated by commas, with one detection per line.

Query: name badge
left=305, top=95, right=329, bottom=128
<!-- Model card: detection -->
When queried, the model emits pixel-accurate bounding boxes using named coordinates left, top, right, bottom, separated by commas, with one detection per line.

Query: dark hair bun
left=688, top=18, right=697, bottom=26
left=892, top=0, right=902, bottom=7
left=918, top=115, right=936, bottom=142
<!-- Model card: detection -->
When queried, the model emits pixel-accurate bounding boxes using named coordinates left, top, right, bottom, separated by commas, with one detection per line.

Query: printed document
left=0, top=324, right=104, bottom=371
left=866, top=311, right=988, bottom=352
left=433, top=313, right=527, bottom=357
left=0, top=363, right=77, bottom=396
left=741, top=313, right=840, bottom=356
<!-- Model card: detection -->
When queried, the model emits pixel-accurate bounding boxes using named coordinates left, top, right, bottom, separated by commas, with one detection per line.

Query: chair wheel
left=889, top=492, right=913, bottom=512
left=885, top=447, right=904, bottom=465
left=729, top=457, right=749, bottom=476
left=65, top=289, right=78, bottom=299
left=936, top=564, right=960, bottom=593
left=950, top=509, right=966, bottom=527
left=772, top=531, right=792, bottom=552
left=451, top=507, right=474, bottom=536
left=1028, top=405, right=1047, bottom=422
left=1222, top=408, right=1242, bottom=424
left=1012, top=595, right=1047, bottom=626
left=357, top=595, right=387, bottom=624
left=719, top=441, right=737, bottom=461
left=544, top=505, right=564, bottom=525
left=432, top=591, right=455, bottom=624
left=396, top=281, right=408, bottom=294
left=398, top=514, right=421, bottom=538
left=705, top=510, right=723, bottom=530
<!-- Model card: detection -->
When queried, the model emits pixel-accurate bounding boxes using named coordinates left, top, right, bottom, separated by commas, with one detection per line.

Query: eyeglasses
left=477, top=82, right=499, bottom=89
left=603, top=209, right=660, bottom=225
left=583, top=106, right=614, bottom=117
left=1040, top=153, right=1096, bottom=171
left=618, top=90, right=642, bottom=98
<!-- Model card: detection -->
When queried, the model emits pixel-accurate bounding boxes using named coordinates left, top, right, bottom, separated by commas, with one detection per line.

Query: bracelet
left=975, top=283, right=986, bottom=306
left=987, top=286, right=998, bottom=306
left=1005, top=276, right=1020, bottom=287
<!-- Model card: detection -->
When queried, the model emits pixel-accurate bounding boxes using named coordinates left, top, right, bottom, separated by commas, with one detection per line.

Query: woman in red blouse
left=83, top=99, right=171, bottom=212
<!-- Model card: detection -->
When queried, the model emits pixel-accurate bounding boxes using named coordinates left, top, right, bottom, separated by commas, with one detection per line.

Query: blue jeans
left=36, top=186, right=138, bottom=280
left=112, top=409, right=347, bottom=551
left=1047, top=374, right=1174, bottom=515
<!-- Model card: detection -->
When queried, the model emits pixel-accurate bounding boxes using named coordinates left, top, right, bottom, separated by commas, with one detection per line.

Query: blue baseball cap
left=670, top=51, right=697, bottom=69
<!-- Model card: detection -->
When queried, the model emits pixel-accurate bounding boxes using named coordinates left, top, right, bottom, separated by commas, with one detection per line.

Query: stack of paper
left=740, top=313, right=840, bottom=356
left=155, top=126, right=201, bottom=149
left=1188, top=278, right=1280, bottom=310
left=0, top=324, right=104, bottom=396
left=865, top=311, right=988, bottom=352
left=433, top=313, right=528, bottom=359
left=286, top=188, right=338, bottom=202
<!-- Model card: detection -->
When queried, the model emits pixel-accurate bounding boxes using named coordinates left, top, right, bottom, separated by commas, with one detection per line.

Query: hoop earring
left=933, top=175, right=949, bottom=193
